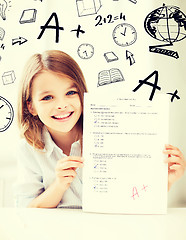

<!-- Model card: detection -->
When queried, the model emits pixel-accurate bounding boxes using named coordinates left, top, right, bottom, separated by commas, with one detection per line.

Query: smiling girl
left=15, top=50, right=87, bottom=208
left=14, top=50, right=185, bottom=208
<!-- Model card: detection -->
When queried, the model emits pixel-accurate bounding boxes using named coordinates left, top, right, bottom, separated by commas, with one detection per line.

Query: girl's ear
left=27, top=101, right=37, bottom=116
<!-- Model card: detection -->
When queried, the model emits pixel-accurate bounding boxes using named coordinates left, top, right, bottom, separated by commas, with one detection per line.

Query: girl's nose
left=57, top=105, right=67, bottom=110
left=56, top=98, right=68, bottom=110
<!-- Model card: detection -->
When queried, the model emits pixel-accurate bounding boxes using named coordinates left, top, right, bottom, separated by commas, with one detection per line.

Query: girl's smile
left=51, top=111, right=74, bottom=121
left=27, top=70, right=82, bottom=137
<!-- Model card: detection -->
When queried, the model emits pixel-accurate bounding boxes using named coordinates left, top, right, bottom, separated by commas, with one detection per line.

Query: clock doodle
left=112, top=23, right=137, bottom=47
left=0, top=96, right=14, bottom=132
left=77, top=43, right=94, bottom=59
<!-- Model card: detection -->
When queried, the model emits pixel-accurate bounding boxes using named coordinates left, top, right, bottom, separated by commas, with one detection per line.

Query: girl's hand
left=163, top=144, right=186, bottom=190
left=55, top=156, right=84, bottom=191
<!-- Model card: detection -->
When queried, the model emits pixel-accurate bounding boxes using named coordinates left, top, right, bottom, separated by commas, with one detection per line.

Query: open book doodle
left=97, top=68, right=124, bottom=87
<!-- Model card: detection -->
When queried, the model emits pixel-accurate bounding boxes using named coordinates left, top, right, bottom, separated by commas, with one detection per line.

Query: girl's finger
left=169, top=165, right=185, bottom=176
left=164, top=156, right=184, bottom=166
left=56, top=161, right=84, bottom=170
left=163, top=149, right=183, bottom=158
left=57, top=156, right=84, bottom=163
left=57, top=169, right=77, bottom=177
left=165, top=144, right=178, bottom=150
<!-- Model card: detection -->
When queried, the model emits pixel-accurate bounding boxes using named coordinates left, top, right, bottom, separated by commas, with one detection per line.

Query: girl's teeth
left=55, top=113, right=71, bottom=119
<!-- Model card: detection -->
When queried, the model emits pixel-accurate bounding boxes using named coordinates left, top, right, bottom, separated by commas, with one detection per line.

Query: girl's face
left=28, top=70, right=82, bottom=136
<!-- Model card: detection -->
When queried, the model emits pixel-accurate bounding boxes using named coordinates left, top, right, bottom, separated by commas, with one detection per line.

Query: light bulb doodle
left=0, top=0, right=7, bottom=20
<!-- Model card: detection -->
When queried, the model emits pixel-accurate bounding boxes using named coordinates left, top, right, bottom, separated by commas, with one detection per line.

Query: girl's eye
left=42, top=95, right=53, bottom=101
left=66, top=90, right=78, bottom=96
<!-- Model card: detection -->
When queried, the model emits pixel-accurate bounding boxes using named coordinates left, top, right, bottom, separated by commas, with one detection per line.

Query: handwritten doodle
left=37, top=12, right=64, bottom=43
left=2, top=70, right=16, bottom=85
left=95, top=13, right=125, bottom=27
left=133, top=70, right=161, bottom=101
left=19, top=9, right=37, bottom=24
left=0, top=43, right=5, bottom=49
left=131, top=185, right=148, bottom=200
left=77, top=43, right=94, bottom=59
left=167, top=90, right=180, bottom=102
left=129, top=0, right=137, bottom=4
left=0, top=27, right=5, bottom=40
left=71, top=25, right=85, bottom=38
left=97, top=68, right=124, bottom=87
left=104, top=51, right=118, bottom=62
left=112, top=23, right=137, bottom=47
left=76, top=0, right=102, bottom=17
left=0, top=96, right=14, bottom=132
left=126, top=50, right=135, bottom=65
left=144, top=4, right=186, bottom=59
left=131, top=187, right=139, bottom=200
left=12, top=37, right=27, bottom=46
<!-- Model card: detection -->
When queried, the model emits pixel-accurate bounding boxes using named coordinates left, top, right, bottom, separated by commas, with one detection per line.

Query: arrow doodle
left=126, top=50, right=135, bottom=65
left=12, top=37, right=28, bottom=46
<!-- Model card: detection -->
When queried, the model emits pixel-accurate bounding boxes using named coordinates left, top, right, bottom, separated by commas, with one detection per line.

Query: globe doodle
left=144, top=4, right=186, bottom=44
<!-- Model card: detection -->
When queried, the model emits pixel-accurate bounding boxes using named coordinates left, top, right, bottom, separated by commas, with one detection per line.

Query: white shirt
left=14, top=127, right=82, bottom=208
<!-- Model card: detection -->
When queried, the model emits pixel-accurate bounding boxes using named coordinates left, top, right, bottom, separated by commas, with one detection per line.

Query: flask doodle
left=0, top=0, right=7, bottom=20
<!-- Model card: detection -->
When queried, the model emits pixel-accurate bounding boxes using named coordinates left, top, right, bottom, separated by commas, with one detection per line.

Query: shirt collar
left=42, top=127, right=57, bottom=158
left=42, top=127, right=81, bottom=158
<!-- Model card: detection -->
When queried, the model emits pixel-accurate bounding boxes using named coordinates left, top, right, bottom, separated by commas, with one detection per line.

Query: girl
left=14, top=50, right=185, bottom=208
left=15, top=50, right=87, bottom=208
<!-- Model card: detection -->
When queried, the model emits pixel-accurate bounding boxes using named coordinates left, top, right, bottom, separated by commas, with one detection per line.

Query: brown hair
left=17, top=50, right=88, bottom=149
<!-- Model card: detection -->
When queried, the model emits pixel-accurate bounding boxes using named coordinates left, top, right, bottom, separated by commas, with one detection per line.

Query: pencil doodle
left=2, top=70, right=16, bottom=85
left=76, top=0, right=102, bottom=17
left=144, top=4, right=186, bottom=59
left=95, top=13, right=125, bottom=27
left=112, top=23, right=137, bottom=47
left=167, top=90, right=180, bottom=102
left=126, top=50, right=135, bottom=65
left=77, top=43, right=94, bottom=59
left=12, top=37, right=27, bottom=46
left=104, top=51, right=118, bottom=63
left=97, top=68, right=124, bottom=87
left=0, top=96, right=14, bottom=132
left=19, top=9, right=37, bottom=24
left=0, top=27, right=5, bottom=40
